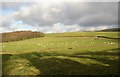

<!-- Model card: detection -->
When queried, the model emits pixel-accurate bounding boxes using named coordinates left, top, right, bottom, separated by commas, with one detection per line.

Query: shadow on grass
left=74, top=48, right=120, bottom=56
left=73, top=48, right=120, bottom=65
left=2, top=48, right=119, bottom=75
left=28, top=57, right=117, bottom=75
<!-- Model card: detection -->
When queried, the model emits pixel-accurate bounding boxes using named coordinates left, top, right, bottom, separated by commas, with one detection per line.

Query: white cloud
left=1, top=2, right=118, bottom=33
left=85, top=25, right=113, bottom=31
left=1, top=0, right=119, bottom=2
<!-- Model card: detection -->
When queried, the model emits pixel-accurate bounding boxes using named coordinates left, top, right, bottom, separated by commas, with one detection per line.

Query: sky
left=0, top=0, right=119, bottom=33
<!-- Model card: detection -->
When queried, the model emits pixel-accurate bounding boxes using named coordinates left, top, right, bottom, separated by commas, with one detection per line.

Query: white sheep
left=38, top=44, right=40, bottom=45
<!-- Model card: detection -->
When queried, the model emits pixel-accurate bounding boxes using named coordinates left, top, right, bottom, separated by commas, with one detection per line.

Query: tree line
left=0, top=31, right=44, bottom=43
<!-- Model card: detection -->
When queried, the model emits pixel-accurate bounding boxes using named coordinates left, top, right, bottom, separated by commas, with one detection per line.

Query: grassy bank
left=1, top=32, right=120, bottom=75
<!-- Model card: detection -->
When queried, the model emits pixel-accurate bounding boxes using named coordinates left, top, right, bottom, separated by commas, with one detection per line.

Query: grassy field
left=1, top=32, right=120, bottom=75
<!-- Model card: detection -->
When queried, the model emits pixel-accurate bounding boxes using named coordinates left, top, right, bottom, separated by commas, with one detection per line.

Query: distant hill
left=99, top=28, right=120, bottom=32
left=0, top=31, right=44, bottom=42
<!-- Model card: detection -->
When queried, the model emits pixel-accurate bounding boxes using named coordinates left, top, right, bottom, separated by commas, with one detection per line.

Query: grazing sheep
left=111, top=43, right=115, bottom=44
left=113, top=43, right=115, bottom=44
left=50, top=43, right=53, bottom=45
left=38, top=44, right=40, bottom=45
left=95, top=36, right=103, bottom=40
left=90, top=42, right=93, bottom=44
left=2, top=45, right=5, bottom=48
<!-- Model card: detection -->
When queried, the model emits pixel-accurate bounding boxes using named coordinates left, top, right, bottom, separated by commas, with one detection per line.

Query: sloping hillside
left=99, top=28, right=120, bottom=32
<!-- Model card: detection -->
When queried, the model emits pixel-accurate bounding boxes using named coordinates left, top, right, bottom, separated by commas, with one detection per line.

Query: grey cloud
left=1, top=2, right=35, bottom=10
left=15, top=2, right=118, bottom=26
left=61, top=2, right=118, bottom=26
left=1, top=2, right=118, bottom=33
left=14, top=3, right=64, bottom=26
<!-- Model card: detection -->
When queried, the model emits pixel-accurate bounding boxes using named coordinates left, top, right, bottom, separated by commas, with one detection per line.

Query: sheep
left=38, top=44, right=40, bottom=45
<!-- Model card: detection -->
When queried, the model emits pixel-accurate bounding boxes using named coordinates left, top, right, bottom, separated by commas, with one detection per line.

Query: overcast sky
left=0, top=1, right=118, bottom=33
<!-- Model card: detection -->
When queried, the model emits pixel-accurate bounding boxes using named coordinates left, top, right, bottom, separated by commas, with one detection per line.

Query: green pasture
left=1, top=32, right=120, bottom=75
left=46, top=32, right=120, bottom=38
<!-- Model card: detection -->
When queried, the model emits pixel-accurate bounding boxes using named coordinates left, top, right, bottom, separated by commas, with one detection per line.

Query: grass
left=46, top=32, right=120, bottom=38
left=2, top=37, right=118, bottom=53
left=2, top=48, right=119, bottom=75
left=1, top=32, right=120, bottom=75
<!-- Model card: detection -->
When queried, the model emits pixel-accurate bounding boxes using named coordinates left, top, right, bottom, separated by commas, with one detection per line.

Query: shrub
left=1, top=31, right=44, bottom=42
